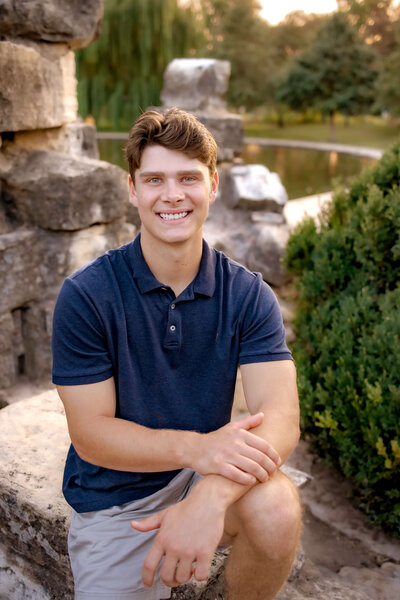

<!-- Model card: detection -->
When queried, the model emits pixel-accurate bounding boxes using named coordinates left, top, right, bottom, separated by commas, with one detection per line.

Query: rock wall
left=0, top=0, right=135, bottom=400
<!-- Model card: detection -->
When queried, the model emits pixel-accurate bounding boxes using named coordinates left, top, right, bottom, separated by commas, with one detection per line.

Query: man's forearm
left=72, top=414, right=201, bottom=472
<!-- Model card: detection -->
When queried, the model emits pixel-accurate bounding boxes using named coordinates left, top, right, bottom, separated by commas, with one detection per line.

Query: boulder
left=204, top=202, right=290, bottom=287
left=161, top=59, right=231, bottom=113
left=2, top=150, right=129, bottom=231
left=0, top=39, right=77, bottom=133
left=13, top=121, right=99, bottom=159
left=0, top=390, right=310, bottom=600
left=0, top=391, right=73, bottom=600
left=158, top=58, right=244, bottom=161
left=0, top=0, right=103, bottom=49
left=196, top=114, right=244, bottom=162
left=229, top=164, right=288, bottom=212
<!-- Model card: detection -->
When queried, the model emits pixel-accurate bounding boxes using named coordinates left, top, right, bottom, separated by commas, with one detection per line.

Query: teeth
left=159, top=212, right=188, bottom=221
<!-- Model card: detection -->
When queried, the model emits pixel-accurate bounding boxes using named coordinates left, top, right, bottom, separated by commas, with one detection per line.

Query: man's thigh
left=68, top=469, right=201, bottom=600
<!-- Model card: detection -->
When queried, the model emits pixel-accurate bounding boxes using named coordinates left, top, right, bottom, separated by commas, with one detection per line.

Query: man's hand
left=131, top=484, right=225, bottom=588
left=192, top=412, right=281, bottom=485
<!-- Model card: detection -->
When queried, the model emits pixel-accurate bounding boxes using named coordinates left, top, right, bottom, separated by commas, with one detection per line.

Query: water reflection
left=98, top=138, right=376, bottom=200
left=241, top=145, right=376, bottom=199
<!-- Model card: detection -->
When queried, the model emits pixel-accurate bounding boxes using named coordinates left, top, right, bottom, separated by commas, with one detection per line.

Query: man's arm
left=57, top=377, right=280, bottom=485
left=132, top=359, right=300, bottom=587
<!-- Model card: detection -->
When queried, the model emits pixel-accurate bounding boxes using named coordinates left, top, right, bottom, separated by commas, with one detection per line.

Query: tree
left=76, top=0, right=204, bottom=130
left=276, top=12, right=377, bottom=140
left=337, top=0, right=399, bottom=56
left=200, top=0, right=274, bottom=109
left=375, top=22, right=400, bottom=116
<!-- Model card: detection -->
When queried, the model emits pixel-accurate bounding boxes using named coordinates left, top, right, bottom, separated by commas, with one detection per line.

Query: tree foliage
left=76, top=0, right=204, bottom=130
left=199, top=0, right=274, bottom=109
left=276, top=12, right=377, bottom=138
left=375, top=21, right=400, bottom=115
left=285, top=142, right=400, bottom=535
left=337, top=0, right=399, bottom=56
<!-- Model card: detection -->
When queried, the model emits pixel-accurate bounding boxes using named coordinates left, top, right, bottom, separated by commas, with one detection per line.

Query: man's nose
left=162, top=180, right=184, bottom=202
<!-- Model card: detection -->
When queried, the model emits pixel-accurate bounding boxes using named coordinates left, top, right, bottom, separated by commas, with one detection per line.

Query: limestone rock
left=0, top=229, right=42, bottom=313
left=0, top=39, right=77, bottom=133
left=204, top=203, right=290, bottom=287
left=197, top=114, right=244, bottom=162
left=0, top=391, right=73, bottom=600
left=158, top=58, right=244, bottom=161
left=2, top=150, right=129, bottom=231
left=0, top=0, right=103, bottom=49
left=13, top=121, right=99, bottom=159
left=229, top=164, right=288, bottom=212
left=39, top=220, right=136, bottom=289
left=161, top=59, right=231, bottom=113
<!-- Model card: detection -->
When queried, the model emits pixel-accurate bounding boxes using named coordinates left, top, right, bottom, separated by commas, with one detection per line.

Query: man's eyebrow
left=139, top=169, right=205, bottom=179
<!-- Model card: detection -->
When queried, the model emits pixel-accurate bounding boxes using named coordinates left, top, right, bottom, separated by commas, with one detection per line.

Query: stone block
left=161, top=59, right=231, bottom=113
left=39, top=221, right=136, bottom=289
left=13, top=121, right=99, bottom=159
left=0, top=391, right=73, bottom=599
left=0, top=39, right=77, bottom=133
left=2, top=150, right=129, bottom=231
left=197, top=113, right=243, bottom=162
left=229, top=164, right=288, bottom=212
left=0, top=0, right=103, bottom=49
left=0, top=229, right=42, bottom=313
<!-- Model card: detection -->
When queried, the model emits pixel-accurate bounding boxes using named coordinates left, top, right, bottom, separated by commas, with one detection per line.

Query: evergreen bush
left=285, top=141, right=400, bottom=535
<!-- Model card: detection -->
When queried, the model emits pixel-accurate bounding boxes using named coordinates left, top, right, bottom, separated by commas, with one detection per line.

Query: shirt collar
left=128, top=233, right=216, bottom=298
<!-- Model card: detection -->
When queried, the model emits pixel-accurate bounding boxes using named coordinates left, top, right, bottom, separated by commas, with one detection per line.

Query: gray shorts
left=68, top=469, right=201, bottom=600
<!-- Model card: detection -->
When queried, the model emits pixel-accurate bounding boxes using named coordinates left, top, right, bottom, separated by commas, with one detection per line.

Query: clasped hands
left=131, top=412, right=281, bottom=588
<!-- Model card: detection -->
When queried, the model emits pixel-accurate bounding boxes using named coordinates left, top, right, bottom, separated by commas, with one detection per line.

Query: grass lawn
left=244, top=116, right=400, bottom=150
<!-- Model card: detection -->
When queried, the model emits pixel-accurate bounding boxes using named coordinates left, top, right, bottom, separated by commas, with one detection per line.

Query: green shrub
left=285, top=141, right=400, bottom=535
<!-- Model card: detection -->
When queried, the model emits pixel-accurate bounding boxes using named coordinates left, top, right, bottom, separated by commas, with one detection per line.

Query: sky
left=258, top=0, right=338, bottom=25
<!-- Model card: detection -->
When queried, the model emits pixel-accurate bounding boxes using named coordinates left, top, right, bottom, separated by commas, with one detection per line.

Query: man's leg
left=222, top=471, right=302, bottom=600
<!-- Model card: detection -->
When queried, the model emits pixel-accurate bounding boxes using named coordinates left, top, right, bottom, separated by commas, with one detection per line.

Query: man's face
left=129, top=145, right=218, bottom=247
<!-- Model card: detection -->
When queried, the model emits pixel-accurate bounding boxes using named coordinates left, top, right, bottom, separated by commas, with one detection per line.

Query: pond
left=97, top=138, right=377, bottom=200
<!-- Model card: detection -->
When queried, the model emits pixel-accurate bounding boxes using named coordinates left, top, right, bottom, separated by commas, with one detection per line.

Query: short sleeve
left=238, top=273, right=292, bottom=364
left=52, top=277, right=114, bottom=385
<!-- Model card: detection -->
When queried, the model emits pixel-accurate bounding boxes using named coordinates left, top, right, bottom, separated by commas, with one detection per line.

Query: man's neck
left=139, top=232, right=203, bottom=297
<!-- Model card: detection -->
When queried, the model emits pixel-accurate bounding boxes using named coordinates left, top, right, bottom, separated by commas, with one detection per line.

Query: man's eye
left=182, top=176, right=195, bottom=182
left=148, top=177, right=160, bottom=183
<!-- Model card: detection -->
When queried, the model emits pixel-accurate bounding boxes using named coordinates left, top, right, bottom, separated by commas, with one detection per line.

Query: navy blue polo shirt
left=52, top=234, right=292, bottom=513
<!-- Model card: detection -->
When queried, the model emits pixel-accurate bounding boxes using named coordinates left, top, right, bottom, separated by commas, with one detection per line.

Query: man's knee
left=232, top=472, right=302, bottom=559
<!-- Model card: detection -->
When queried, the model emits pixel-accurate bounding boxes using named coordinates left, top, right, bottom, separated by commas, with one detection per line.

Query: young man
left=52, top=108, right=301, bottom=600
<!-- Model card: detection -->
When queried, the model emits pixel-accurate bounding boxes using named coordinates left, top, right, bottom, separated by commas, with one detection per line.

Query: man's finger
left=233, top=412, right=264, bottom=431
left=142, top=543, right=164, bottom=588
left=131, top=511, right=162, bottom=532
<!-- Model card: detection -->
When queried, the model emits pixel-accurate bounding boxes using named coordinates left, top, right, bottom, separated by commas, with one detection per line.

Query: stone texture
left=13, top=121, right=99, bottom=159
left=204, top=202, right=291, bottom=287
left=196, top=114, right=244, bottom=162
left=229, top=164, right=288, bottom=212
left=0, top=391, right=73, bottom=599
left=161, top=59, right=231, bottom=113
left=0, top=229, right=42, bottom=313
left=2, top=150, right=129, bottom=230
left=0, top=39, right=77, bottom=133
left=0, top=0, right=103, bottom=49
left=158, top=58, right=244, bottom=161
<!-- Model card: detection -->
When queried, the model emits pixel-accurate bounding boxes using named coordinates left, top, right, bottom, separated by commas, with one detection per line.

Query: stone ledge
left=0, top=390, right=309, bottom=599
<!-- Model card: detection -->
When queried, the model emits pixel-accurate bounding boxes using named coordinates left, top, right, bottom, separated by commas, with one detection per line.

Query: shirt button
left=170, top=325, right=176, bottom=332
left=161, top=287, right=167, bottom=291
left=171, top=304, right=176, bottom=310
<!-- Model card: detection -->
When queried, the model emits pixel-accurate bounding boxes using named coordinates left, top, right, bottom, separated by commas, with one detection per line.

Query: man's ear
left=128, top=174, right=138, bottom=208
left=209, top=170, right=219, bottom=205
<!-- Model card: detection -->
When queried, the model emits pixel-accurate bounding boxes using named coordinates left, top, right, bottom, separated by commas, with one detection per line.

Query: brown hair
left=124, top=107, right=217, bottom=180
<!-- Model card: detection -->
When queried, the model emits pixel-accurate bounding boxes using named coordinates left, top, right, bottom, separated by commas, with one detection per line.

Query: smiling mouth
left=158, top=211, right=190, bottom=221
